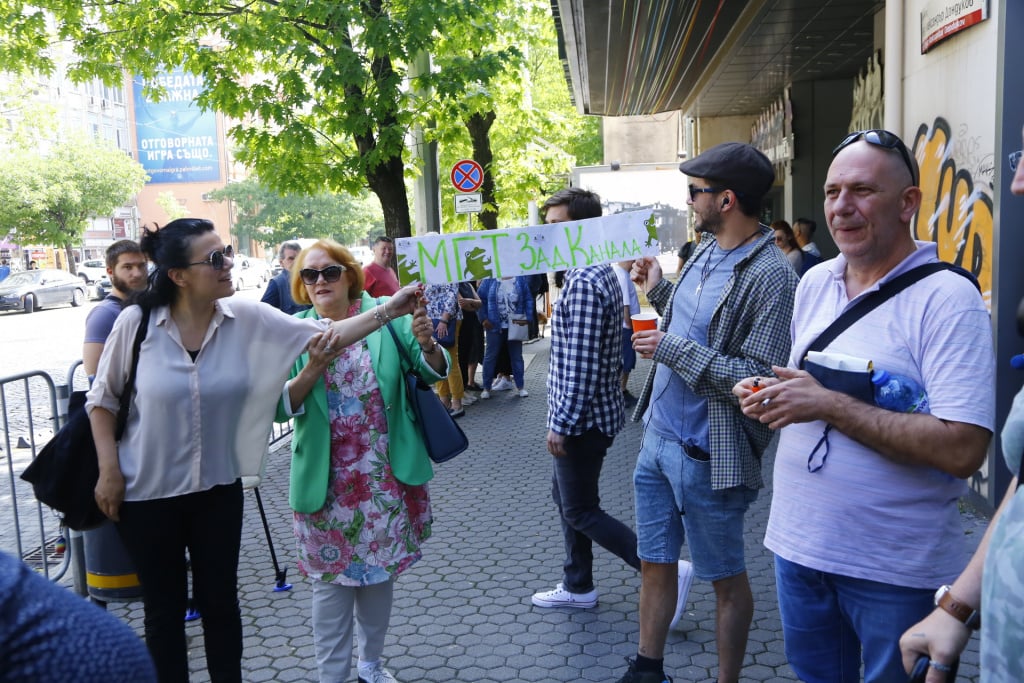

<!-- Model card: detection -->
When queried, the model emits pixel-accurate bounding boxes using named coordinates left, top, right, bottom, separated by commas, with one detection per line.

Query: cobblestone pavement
left=8, top=330, right=986, bottom=682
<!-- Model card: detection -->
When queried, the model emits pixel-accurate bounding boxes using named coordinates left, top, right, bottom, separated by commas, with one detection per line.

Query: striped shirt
left=547, top=264, right=625, bottom=437
left=632, top=228, right=799, bottom=490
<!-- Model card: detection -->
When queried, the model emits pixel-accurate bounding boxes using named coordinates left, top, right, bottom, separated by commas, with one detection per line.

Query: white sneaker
left=531, top=583, right=598, bottom=609
left=357, top=661, right=398, bottom=683
left=461, top=394, right=477, bottom=405
left=493, top=377, right=513, bottom=391
left=480, top=390, right=491, bottom=399
left=518, top=388, right=529, bottom=397
left=669, top=559, right=695, bottom=630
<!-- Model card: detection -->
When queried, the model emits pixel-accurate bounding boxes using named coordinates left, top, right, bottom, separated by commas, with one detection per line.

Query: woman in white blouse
left=86, top=218, right=422, bottom=683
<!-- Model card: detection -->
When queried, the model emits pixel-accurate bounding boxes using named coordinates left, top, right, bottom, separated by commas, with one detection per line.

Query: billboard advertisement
left=133, top=67, right=221, bottom=184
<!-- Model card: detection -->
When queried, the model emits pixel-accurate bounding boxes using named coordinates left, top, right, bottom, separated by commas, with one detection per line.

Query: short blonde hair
left=290, top=239, right=365, bottom=305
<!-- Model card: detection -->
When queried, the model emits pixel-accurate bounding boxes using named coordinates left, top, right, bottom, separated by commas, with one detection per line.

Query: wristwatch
left=934, top=585, right=981, bottom=630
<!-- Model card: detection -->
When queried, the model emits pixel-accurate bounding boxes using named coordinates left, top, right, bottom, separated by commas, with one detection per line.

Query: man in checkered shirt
left=531, top=188, right=643, bottom=612
left=619, top=143, right=798, bottom=683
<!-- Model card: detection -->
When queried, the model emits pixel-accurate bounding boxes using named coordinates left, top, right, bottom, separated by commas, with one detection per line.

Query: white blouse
left=86, top=298, right=324, bottom=501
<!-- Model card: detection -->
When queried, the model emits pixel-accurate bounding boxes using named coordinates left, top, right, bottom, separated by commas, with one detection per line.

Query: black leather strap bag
left=21, top=308, right=150, bottom=530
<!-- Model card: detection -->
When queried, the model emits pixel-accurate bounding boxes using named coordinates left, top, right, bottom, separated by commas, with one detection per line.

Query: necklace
left=694, top=229, right=763, bottom=294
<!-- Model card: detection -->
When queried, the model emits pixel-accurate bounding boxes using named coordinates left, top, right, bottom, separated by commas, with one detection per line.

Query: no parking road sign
left=450, top=159, right=484, bottom=193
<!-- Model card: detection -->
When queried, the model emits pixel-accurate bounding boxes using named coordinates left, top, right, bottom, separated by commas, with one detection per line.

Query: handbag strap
left=115, top=307, right=150, bottom=440
left=800, top=262, right=977, bottom=368
left=380, top=303, right=415, bottom=372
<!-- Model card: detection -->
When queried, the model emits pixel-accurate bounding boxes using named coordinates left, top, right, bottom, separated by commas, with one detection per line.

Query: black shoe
left=622, top=390, right=638, bottom=408
left=614, top=657, right=672, bottom=683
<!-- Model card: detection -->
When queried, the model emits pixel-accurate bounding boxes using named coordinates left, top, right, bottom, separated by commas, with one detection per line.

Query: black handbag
left=21, top=308, right=150, bottom=530
left=383, top=318, right=468, bottom=464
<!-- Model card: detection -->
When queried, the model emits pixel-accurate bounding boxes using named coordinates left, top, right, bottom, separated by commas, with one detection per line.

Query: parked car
left=76, top=259, right=108, bottom=284
left=0, top=269, right=87, bottom=314
left=230, top=256, right=268, bottom=291
left=94, top=274, right=113, bottom=300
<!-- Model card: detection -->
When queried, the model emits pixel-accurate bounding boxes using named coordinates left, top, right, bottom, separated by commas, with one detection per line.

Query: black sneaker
left=622, top=390, right=639, bottom=408
left=614, top=657, right=673, bottom=683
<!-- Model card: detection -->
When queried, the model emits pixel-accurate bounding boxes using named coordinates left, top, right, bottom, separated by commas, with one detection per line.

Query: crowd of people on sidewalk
left=7, top=124, right=1024, bottom=683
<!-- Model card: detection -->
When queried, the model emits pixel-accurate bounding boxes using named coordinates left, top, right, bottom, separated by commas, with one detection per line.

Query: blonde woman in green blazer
left=275, top=240, right=448, bottom=683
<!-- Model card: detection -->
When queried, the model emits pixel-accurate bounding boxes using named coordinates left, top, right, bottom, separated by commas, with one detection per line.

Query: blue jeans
left=633, top=431, right=756, bottom=580
left=774, top=554, right=935, bottom=683
left=482, top=327, right=524, bottom=390
left=117, top=481, right=244, bottom=683
left=552, top=428, right=640, bottom=593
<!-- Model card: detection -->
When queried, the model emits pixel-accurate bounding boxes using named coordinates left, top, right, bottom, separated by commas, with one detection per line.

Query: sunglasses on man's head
left=187, top=244, right=233, bottom=270
left=832, top=129, right=918, bottom=185
left=300, top=265, right=346, bottom=285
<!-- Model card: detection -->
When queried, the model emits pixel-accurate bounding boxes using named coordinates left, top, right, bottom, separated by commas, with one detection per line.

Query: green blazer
left=276, top=293, right=449, bottom=513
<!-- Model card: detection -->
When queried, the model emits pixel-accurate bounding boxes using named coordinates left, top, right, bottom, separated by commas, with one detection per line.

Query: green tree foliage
left=208, top=178, right=381, bottom=249
left=0, top=0, right=514, bottom=239
left=155, top=191, right=189, bottom=221
left=0, top=135, right=147, bottom=274
left=427, top=0, right=602, bottom=232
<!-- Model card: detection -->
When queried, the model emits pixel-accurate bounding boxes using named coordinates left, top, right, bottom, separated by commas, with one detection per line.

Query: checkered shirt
left=632, top=228, right=799, bottom=490
left=547, top=263, right=625, bottom=437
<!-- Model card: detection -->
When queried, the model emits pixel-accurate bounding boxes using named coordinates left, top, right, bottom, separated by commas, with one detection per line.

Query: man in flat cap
left=618, top=142, right=798, bottom=683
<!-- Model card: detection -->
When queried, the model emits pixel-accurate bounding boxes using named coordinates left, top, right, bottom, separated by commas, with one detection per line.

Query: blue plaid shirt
left=546, top=264, right=625, bottom=437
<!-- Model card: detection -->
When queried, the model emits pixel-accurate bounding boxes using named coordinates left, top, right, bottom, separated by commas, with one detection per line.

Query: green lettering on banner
left=479, top=232, right=510, bottom=278
left=516, top=232, right=537, bottom=270
left=549, top=246, right=569, bottom=270
left=451, top=235, right=477, bottom=280
left=418, top=240, right=452, bottom=282
left=565, top=224, right=589, bottom=266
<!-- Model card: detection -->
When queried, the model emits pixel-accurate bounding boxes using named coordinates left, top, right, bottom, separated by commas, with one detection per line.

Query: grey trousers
left=311, top=578, right=394, bottom=683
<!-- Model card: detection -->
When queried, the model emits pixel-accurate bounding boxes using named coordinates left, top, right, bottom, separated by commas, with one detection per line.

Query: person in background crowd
left=457, top=281, right=484, bottom=393
left=532, top=188, right=639, bottom=611
left=364, top=236, right=400, bottom=298
left=621, top=143, right=797, bottom=683
left=87, top=218, right=422, bottom=683
left=0, top=550, right=156, bottom=682
left=770, top=220, right=804, bottom=275
left=792, top=217, right=821, bottom=258
left=261, top=241, right=310, bottom=314
left=477, top=275, right=534, bottom=399
left=737, top=129, right=993, bottom=682
left=0, top=258, right=10, bottom=282
left=425, top=282, right=466, bottom=417
left=278, top=240, right=445, bottom=683
left=613, top=259, right=641, bottom=407
left=898, top=126, right=1024, bottom=681
left=82, top=240, right=148, bottom=378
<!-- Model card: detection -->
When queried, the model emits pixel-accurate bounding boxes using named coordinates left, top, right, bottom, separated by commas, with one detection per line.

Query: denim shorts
left=633, top=430, right=757, bottom=581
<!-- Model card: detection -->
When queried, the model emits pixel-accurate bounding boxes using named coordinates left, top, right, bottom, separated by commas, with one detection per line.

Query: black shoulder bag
left=21, top=307, right=150, bottom=530
left=383, top=318, right=468, bottom=464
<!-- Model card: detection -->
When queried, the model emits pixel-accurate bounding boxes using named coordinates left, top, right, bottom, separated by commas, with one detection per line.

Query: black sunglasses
left=833, top=129, right=918, bottom=185
left=688, top=184, right=725, bottom=202
left=187, top=244, right=233, bottom=270
left=299, top=265, right=346, bottom=285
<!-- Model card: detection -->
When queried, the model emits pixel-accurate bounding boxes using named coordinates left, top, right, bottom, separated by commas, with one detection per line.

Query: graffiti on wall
left=910, top=117, right=994, bottom=309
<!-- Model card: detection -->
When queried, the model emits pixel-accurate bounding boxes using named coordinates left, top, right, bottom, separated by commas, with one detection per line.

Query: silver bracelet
left=373, top=305, right=389, bottom=327
left=382, top=299, right=391, bottom=321
left=420, top=340, right=440, bottom=355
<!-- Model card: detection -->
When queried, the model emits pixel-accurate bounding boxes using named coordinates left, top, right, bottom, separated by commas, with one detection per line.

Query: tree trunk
left=64, top=243, right=78, bottom=275
left=366, top=154, right=412, bottom=239
left=466, top=110, right=497, bottom=230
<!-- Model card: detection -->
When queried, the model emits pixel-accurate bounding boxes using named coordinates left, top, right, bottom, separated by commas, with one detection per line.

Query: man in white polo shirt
left=737, top=129, right=994, bottom=682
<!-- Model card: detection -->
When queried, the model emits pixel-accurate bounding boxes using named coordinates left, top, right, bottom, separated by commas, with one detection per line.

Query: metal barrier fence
left=0, top=362, right=293, bottom=589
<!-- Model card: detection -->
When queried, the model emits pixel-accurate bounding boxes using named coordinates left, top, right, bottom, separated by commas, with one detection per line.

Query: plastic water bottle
left=871, top=370, right=930, bottom=414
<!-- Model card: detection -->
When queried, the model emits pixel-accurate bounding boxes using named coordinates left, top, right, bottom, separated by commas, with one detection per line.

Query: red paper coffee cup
left=631, top=313, right=658, bottom=332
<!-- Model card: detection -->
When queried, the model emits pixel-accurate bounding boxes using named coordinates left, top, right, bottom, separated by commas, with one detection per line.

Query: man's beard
left=111, top=273, right=144, bottom=296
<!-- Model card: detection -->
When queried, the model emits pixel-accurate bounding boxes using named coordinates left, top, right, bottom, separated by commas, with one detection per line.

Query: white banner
left=395, top=210, right=659, bottom=285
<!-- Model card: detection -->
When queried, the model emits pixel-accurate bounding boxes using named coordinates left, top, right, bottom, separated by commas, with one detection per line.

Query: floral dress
left=293, top=303, right=432, bottom=587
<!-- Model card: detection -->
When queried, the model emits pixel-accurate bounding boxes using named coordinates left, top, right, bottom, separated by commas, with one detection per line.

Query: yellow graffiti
left=911, top=118, right=993, bottom=309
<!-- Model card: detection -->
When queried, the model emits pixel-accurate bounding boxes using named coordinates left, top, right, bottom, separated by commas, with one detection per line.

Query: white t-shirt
left=765, top=243, right=995, bottom=588
left=613, top=263, right=640, bottom=329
